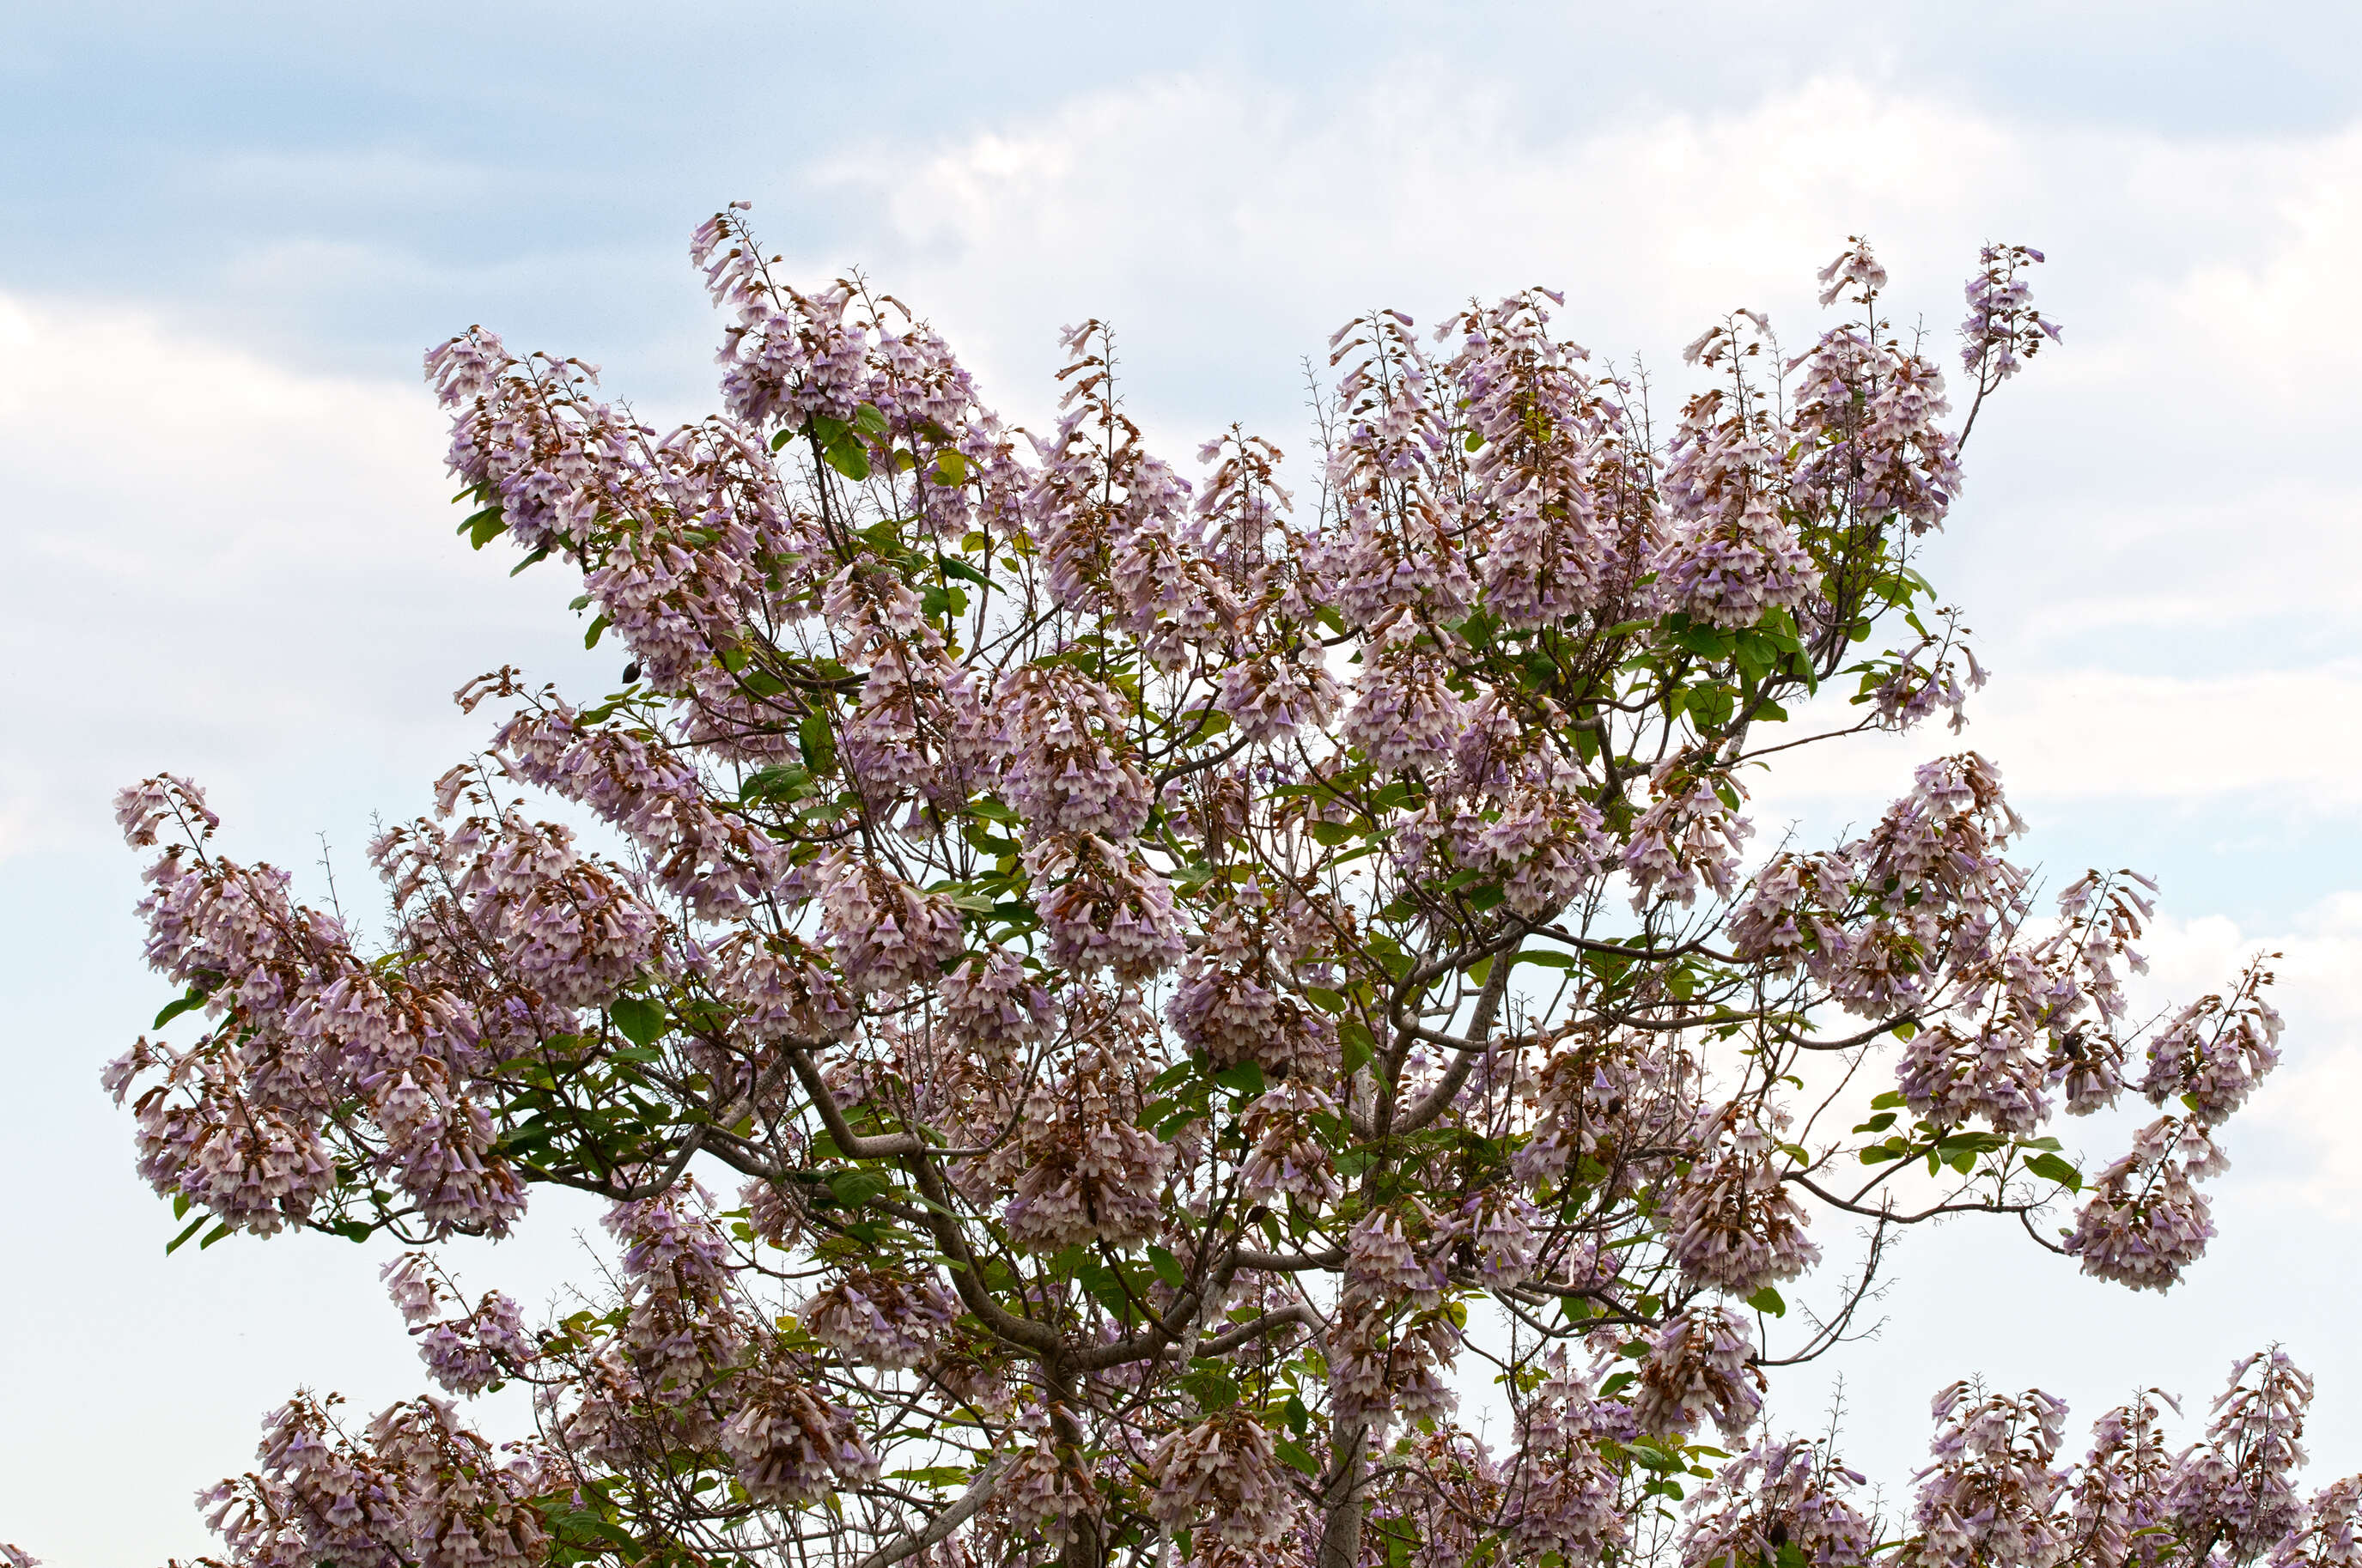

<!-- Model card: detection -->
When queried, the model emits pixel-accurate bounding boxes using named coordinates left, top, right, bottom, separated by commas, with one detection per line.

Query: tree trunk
left=1317, top=1419, right=1367, bottom=1568
left=1047, top=1367, right=1107, bottom=1568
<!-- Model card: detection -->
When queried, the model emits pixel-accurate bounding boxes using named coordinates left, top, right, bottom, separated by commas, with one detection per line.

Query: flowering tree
left=89, top=212, right=2334, bottom=1568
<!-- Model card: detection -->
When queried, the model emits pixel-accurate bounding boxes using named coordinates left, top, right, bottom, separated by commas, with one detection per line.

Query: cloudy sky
left=7, top=3, right=2362, bottom=1560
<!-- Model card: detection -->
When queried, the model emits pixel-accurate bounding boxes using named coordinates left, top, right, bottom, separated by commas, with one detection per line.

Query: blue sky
left=6, top=4, right=2362, bottom=1562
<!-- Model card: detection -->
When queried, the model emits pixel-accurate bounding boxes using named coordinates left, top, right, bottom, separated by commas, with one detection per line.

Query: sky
left=5, top=3, right=2362, bottom=1560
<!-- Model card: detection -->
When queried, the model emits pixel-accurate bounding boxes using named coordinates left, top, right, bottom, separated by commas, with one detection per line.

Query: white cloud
left=1750, top=660, right=2362, bottom=822
left=808, top=73, right=2362, bottom=663
left=0, top=290, right=605, bottom=866
left=814, top=74, right=2025, bottom=409
left=809, top=72, right=2309, bottom=381
left=2139, top=895, right=2362, bottom=1209
left=804, top=73, right=2362, bottom=838
left=0, top=296, right=626, bottom=1568
left=7, top=63, right=2362, bottom=1566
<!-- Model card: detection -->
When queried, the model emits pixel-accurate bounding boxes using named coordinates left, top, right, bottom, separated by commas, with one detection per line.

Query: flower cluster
left=1024, top=833, right=1186, bottom=981
left=197, top=1393, right=547, bottom=1568
left=1659, top=1111, right=1823, bottom=1296
left=107, top=773, right=544, bottom=1242
left=2167, top=1349, right=2314, bottom=1561
left=1633, top=1305, right=1766, bottom=1442
left=2067, top=1391, right=2179, bottom=1568
left=1682, top=1439, right=1875, bottom=1568
left=94, top=211, right=2335, bottom=1568
left=1500, top=1352, right=1635, bottom=1563
left=1961, top=242, right=2063, bottom=392
left=817, top=849, right=964, bottom=994
left=1907, top=1383, right=2071, bottom=1568
left=2065, top=1116, right=2226, bottom=1291
left=988, top=1042, right=1172, bottom=1252
left=382, top=1255, right=534, bottom=1396
left=801, top=1264, right=959, bottom=1370
left=1143, top=1410, right=1299, bottom=1550
left=2140, top=956, right=2284, bottom=1124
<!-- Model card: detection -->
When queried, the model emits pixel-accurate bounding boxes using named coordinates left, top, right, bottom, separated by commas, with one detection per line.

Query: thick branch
left=785, top=1047, right=928, bottom=1158
left=1391, top=947, right=1518, bottom=1137
left=1195, top=1303, right=1318, bottom=1358
left=1232, top=1246, right=1347, bottom=1273
left=855, top=1454, right=1015, bottom=1568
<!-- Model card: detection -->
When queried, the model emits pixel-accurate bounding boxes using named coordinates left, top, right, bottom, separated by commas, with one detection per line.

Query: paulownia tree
left=79, top=210, right=2328, bottom=1568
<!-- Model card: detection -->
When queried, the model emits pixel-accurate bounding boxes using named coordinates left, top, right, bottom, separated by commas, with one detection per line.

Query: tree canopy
left=80, top=211, right=2324, bottom=1568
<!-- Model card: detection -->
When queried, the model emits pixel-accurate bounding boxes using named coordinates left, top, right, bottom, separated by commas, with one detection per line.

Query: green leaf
left=1628, top=1439, right=1686, bottom=1473
left=2024, top=1152, right=2084, bottom=1192
left=1182, top=1365, right=1240, bottom=1412
left=826, top=1170, right=892, bottom=1208
left=1154, top=1105, right=1206, bottom=1140
left=1148, top=1061, right=1196, bottom=1094
left=198, top=1222, right=232, bottom=1250
left=741, top=764, right=811, bottom=804
left=1302, top=986, right=1346, bottom=1013
left=1340, top=1020, right=1375, bottom=1077
left=1869, top=1090, right=1907, bottom=1110
left=798, top=711, right=838, bottom=775
left=548, top=1511, right=648, bottom=1560
left=938, top=553, right=989, bottom=585
left=889, top=1466, right=972, bottom=1489
left=1744, top=1285, right=1787, bottom=1317
left=1147, top=1244, right=1186, bottom=1291
left=1214, top=1061, right=1266, bottom=1098
left=823, top=441, right=871, bottom=481
left=610, top=996, right=667, bottom=1048
left=164, top=1215, right=209, bottom=1255
left=153, top=986, right=211, bottom=1030
left=933, top=450, right=970, bottom=485
left=852, top=403, right=889, bottom=436
left=1275, top=1437, right=1318, bottom=1476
